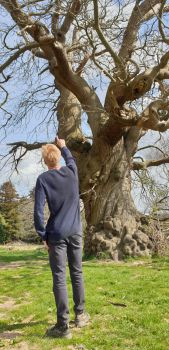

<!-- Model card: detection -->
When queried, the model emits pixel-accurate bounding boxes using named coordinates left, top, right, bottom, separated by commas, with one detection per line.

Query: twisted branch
left=92, top=0, right=125, bottom=78
left=132, top=157, right=169, bottom=170
left=158, top=0, right=169, bottom=45
left=60, top=0, right=81, bottom=34
left=137, top=99, right=169, bottom=131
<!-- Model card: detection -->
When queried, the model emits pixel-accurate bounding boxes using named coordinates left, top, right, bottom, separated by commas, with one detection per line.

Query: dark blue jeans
left=48, top=234, right=85, bottom=326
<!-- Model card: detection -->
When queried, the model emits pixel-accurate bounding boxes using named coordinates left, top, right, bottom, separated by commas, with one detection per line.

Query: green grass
left=0, top=245, right=169, bottom=350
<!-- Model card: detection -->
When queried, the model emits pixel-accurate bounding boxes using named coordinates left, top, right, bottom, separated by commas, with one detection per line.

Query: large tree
left=0, top=0, right=169, bottom=259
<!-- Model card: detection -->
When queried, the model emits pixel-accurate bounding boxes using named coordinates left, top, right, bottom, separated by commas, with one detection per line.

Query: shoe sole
left=63, top=333, right=72, bottom=339
left=45, top=331, right=72, bottom=339
left=46, top=333, right=72, bottom=339
left=75, top=320, right=90, bottom=328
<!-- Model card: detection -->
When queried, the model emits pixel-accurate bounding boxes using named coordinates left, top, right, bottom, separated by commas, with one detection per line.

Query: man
left=34, top=138, right=90, bottom=339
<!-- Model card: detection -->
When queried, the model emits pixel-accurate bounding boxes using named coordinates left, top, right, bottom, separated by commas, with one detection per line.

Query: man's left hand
left=43, top=241, right=49, bottom=251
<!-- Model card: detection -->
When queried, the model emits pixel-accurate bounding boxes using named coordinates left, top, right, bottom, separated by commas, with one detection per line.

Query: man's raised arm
left=55, top=138, right=77, bottom=173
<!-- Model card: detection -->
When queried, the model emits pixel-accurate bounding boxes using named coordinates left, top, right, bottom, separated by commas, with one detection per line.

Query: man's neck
left=48, top=164, right=61, bottom=170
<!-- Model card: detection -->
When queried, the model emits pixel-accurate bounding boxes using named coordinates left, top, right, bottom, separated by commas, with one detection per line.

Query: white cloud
left=0, top=147, right=66, bottom=196
left=0, top=150, right=45, bottom=196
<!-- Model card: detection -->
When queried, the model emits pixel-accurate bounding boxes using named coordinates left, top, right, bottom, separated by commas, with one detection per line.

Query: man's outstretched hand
left=55, top=137, right=66, bottom=149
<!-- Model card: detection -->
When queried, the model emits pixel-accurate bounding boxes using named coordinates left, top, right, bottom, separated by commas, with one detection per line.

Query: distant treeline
left=0, top=181, right=42, bottom=243
left=0, top=181, right=86, bottom=244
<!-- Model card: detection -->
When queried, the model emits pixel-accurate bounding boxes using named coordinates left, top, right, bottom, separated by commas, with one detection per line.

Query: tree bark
left=80, top=138, right=153, bottom=260
left=56, top=84, right=83, bottom=142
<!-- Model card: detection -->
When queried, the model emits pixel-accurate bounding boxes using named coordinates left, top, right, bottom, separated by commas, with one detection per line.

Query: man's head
left=42, top=144, right=61, bottom=168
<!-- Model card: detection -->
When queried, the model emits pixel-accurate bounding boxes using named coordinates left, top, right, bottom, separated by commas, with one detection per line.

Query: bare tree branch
left=137, top=99, right=169, bottom=131
left=51, top=0, right=61, bottom=35
left=126, top=51, right=169, bottom=101
left=156, top=64, right=169, bottom=80
left=0, top=42, right=40, bottom=74
left=158, top=0, right=169, bottom=45
left=27, top=4, right=53, bottom=17
left=143, top=3, right=169, bottom=22
left=60, top=0, right=81, bottom=35
left=0, top=0, right=106, bottom=137
left=0, top=85, right=9, bottom=108
left=119, top=0, right=160, bottom=60
left=8, top=141, right=46, bottom=151
left=92, top=0, right=125, bottom=77
left=75, top=53, right=90, bottom=74
left=132, top=157, right=169, bottom=170
left=6, top=137, right=91, bottom=170
left=137, top=145, right=166, bottom=156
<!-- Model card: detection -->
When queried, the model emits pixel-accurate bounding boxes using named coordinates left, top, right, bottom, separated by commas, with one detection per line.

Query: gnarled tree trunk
left=80, top=138, right=153, bottom=260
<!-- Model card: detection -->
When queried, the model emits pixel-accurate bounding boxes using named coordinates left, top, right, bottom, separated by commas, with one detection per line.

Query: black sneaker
left=45, top=324, right=72, bottom=339
left=75, top=312, right=90, bottom=328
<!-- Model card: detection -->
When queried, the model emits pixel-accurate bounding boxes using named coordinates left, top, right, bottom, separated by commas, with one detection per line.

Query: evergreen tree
left=0, top=213, right=9, bottom=243
left=0, top=181, right=21, bottom=240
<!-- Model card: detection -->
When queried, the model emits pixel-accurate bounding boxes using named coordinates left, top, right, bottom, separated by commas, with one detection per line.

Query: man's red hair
left=42, top=144, right=61, bottom=167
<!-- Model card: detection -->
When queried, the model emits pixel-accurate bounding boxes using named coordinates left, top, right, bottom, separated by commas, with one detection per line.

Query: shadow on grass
left=0, top=250, right=47, bottom=264
left=1, top=248, right=169, bottom=269
left=0, top=321, right=47, bottom=333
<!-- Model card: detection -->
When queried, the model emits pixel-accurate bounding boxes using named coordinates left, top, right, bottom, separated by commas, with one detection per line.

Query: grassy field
left=0, top=244, right=169, bottom=350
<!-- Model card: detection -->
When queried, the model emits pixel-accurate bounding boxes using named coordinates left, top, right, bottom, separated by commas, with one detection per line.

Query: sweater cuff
left=61, top=146, right=67, bottom=154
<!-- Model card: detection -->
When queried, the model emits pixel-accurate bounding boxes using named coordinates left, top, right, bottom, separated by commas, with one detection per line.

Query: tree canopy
left=0, top=0, right=169, bottom=257
left=0, top=1, right=169, bottom=144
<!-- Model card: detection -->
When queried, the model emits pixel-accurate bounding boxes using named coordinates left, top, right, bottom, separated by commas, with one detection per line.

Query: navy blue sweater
left=34, top=147, right=82, bottom=243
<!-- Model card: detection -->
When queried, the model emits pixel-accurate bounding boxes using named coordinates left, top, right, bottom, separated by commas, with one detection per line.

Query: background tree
left=0, top=213, right=9, bottom=243
left=132, top=135, right=169, bottom=215
left=18, top=188, right=49, bottom=243
left=0, top=181, right=21, bottom=240
left=0, top=0, right=169, bottom=258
